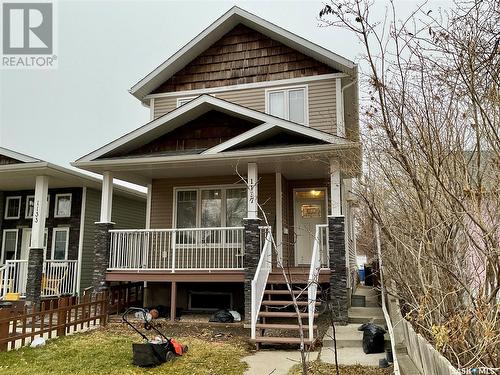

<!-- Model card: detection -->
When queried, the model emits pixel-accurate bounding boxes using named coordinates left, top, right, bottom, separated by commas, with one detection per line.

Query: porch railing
left=251, top=228, right=273, bottom=340
left=0, top=260, right=78, bottom=299
left=307, top=224, right=325, bottom=341
left=108, top=227, right=245, bottom=271
left=318, top=224, right=329, bottom=267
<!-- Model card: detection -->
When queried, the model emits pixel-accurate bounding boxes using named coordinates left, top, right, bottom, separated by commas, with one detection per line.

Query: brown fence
left=108, top=282, right=143, bottom=315
left=0, top=292, right=108, bottom=352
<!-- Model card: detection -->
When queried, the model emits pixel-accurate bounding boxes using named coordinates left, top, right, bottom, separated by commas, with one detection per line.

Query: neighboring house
left=0, top=147, right=146, bottom=302
left=74, top=7, right=361, bottom=345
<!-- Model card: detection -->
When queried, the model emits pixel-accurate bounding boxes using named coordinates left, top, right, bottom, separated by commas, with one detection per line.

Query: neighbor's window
left=54, top=194, right=72, bottom=218
left=26, top=195, right=50, bottom=219
left=4, top=196, right=21, bottom=219
left=266, top=86, right=307, bottom=125
left=52, top=228, right=69, bottom=260
left=1, top=229, right=18, bottom=264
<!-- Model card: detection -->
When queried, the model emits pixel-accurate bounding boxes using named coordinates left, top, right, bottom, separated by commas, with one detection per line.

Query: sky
left=0, top=0, right=452, bottom=179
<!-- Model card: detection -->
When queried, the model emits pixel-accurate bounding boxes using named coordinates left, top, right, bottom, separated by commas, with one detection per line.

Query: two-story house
left=74, top=7, right=361, bottom=346
left=0, top=147, right=146, bottom=304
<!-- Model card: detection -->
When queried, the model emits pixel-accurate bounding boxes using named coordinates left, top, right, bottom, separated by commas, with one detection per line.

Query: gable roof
left=0, top=146, right=41, bottom=163
left=129, top=6, right=357, bottom=102
left=75, top=95, right=352, bottom=163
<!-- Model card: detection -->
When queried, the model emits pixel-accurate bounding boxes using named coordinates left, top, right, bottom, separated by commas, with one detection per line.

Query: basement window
left=188, top=291, right=233, bottom=311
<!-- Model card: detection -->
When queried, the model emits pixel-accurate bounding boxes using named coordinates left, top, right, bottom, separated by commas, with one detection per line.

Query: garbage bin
left=359, top=267, right=366, bottom=282
left=364, top=265, right=373, bottom=286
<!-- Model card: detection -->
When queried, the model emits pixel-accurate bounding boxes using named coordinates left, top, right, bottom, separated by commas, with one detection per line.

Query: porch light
left=310, top=190, right=321, bottom=197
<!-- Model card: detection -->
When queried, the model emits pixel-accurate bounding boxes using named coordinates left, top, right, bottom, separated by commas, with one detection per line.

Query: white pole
left=275, top=172, right=283, bottom=263
left=247, top=163, right=258, bottom=219
left=329, top=159, right=341, bottom=216
left=99, top=171, right=113, bottom=223
left=31, top=176, right=49, bottom=249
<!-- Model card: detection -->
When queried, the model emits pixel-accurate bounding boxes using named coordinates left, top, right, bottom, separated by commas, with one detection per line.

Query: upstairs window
left=266, top=86, right=308, bottom=125
left=4, top=196, right=21, bottom=219
left=26, top=195, right=50, bottom=219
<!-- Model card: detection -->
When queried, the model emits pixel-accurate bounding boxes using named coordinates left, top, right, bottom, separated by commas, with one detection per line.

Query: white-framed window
left=4, top=196, right=21, bottom=219
left=265, top=85, right=308, bottom=125
left=51, top=227, right=69, bottom=260
left=176, top=96, right=197, bottom=107
left=1, top=229, right=18, bottom=264
left=25, top=195, right=50, bottom=219
left=174, top=186, right=247, bottom=229
left=54, top=194, right=72, bottom=218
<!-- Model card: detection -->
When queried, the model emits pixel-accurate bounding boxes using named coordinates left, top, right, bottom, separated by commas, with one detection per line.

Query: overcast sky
left=0, top=0, right=452, bottom=174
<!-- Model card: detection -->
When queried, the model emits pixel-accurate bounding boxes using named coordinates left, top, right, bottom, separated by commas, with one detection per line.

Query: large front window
left=266, top=86, right=307, bottom=125
left=175, top=187, right=246, bottom=229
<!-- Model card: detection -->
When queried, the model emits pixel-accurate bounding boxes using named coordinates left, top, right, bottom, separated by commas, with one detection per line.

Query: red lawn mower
left=122, top=307, right=188, bottom=368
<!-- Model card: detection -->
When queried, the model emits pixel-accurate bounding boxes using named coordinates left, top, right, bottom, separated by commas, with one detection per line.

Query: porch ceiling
left=75, top=145, right=360, bottom=186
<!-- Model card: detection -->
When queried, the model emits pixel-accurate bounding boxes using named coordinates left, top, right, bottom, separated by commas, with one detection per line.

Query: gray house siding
left=79, top=188, right=146, bottom=293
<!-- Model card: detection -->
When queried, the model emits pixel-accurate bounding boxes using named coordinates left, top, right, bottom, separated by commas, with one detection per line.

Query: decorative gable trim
left=0, top=147, right=40, bottom=164
left=75, top=95, right=349, bottom=163
left=130, top=6, right=356, bottom=102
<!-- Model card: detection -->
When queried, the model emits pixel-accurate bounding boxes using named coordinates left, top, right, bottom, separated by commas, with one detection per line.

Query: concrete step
left=255, top=323, right=317, bottom=330
left=323, top=324, right=390, bottom=348
left=348, top=307, right=385, bottom=325
left=264, top=290, right=310, bottom=296
left=261, top=300, right=320, bottom=307
left=321, top=346, right=387, bottom=367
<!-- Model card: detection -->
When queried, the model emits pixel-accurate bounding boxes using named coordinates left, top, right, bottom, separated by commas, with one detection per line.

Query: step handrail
left=307, top=224, right=323, bottom=341
left=251, top=229, right=273, bottom=340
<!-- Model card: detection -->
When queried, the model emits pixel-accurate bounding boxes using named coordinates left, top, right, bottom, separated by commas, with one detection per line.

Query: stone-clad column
left=92, top=222, right=114, bottom=292
left=25, top=248, right=44, bottom=307
left=328, top=215, right=349, bottom=324
left=243, top=218, right=261, bottom=324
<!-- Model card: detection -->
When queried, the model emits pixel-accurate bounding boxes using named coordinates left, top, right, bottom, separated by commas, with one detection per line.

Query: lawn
left=0, top=323, right=250, bottom=375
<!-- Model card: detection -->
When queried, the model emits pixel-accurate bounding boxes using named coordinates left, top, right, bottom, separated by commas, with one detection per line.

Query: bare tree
left=320, top=0, right=499, bottom=368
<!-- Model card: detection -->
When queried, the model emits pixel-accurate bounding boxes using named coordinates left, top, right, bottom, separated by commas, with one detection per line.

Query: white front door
left=294, top=189, right=326, bottom=265
left=20, top=228, right=48, bottom=260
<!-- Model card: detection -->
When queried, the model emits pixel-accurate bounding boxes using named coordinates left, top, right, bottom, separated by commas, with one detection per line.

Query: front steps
left=250, top=271, right=321, bottom=348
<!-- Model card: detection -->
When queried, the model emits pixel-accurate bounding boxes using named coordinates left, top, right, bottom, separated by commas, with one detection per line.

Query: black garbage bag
left=358, top=323, right=386, bottom=354
left=209, top=309, right=234, bottom=323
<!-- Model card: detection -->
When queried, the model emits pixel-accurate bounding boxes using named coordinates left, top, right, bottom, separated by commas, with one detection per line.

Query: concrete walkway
left=243, top=350, right=319, bottom=375
left=320, top=285, right=389, bottom=367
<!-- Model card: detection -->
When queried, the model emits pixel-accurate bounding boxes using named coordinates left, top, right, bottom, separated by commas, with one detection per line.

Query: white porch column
left=145, top=183, right=152, bottom=229
left=30, top=175, right=49, bottom=248
left=247, top=163, right=258, bottom=219
left=99, top=171, right=113, bottom=223
left=275, top=172, right=283, bottom=263
left=329, top=159, right=342, bottom=216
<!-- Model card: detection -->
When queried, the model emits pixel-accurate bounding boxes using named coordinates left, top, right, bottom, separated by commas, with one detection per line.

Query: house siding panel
left=79, top=189, right=146, bottom=292
left=150, top=174, right=276, bottom=232
left=153, top=78, right=338, bottom=135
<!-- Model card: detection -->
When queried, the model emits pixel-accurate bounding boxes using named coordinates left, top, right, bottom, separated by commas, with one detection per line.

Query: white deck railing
left=307, top=224, right=325, bottom=341
left=318, top=224, right=329, bottom=267
left=109, top=227, right=245, bottom=271
left=251, top=228, right=273, bottom=340
left=0, top=259, right=78, bottom=299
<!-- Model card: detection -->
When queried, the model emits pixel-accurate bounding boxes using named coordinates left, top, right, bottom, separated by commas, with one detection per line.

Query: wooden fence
left=108, top=282, right=143, bottom=315
left=0, top=292, right=108, bottom=351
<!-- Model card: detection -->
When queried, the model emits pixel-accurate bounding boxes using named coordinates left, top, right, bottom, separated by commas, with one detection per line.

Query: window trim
left=172, top=185, right=247, bottom=229
left=265, top=85, right=309, bottom=126
left=25, top=195, right=50, bottom=219
left=1, top=229, right=19, bottom=264
left=54, top=193, right=72, bottom=218
left=51, top=227, right=70, bottom=260
left=4, top=196, right=21, bottom=220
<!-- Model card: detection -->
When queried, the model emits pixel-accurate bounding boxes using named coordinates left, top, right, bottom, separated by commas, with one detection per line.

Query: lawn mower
left=122, top=307, right=188, bottom=368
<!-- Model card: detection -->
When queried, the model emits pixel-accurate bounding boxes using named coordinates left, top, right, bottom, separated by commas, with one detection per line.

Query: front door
left=20, top=228, right=48, bottom=260
left=294, top=189, right=326, bottom=265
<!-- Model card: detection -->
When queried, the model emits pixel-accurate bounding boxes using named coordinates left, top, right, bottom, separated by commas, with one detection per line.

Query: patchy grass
left=288, top=361, right=393, bottom=375
left=0, top=324, right=249, bottom=375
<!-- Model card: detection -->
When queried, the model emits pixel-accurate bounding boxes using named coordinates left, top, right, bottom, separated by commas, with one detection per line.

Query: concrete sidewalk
left=243, top=350, right=319, bottom=375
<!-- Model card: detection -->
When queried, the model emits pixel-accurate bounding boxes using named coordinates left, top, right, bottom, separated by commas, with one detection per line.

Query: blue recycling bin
left=359, top=267, right=366, bottom=282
